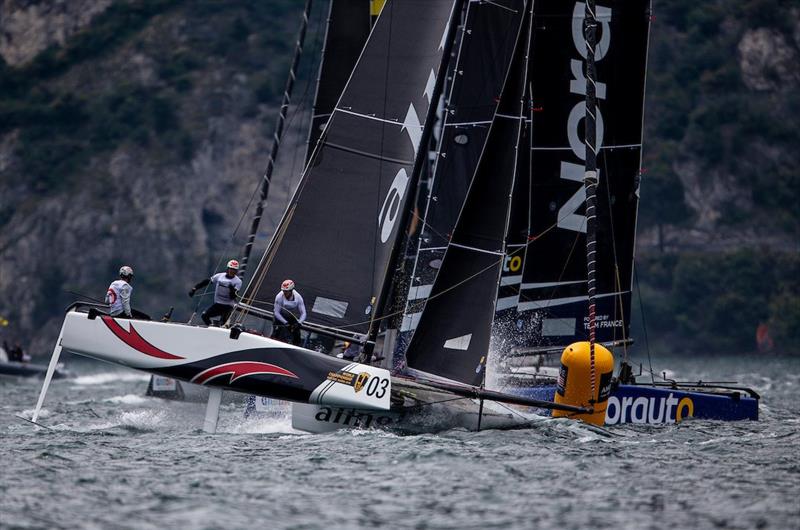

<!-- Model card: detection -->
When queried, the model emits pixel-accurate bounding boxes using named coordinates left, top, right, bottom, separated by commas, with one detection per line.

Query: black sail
left=493, top=111, right=531, bottom=351
left=242, top=0, right=458, bottom=334
left=399, top=0, right=527, bottom=342
left=405, top=6, right=530, bottom=386
left=516, top=0, right=651, bottom=348
left=306, top=0, right=373, bottom=162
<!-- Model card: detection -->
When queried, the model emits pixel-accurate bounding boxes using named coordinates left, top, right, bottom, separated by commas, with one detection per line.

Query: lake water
left=1, top=353, right=798, bottom=529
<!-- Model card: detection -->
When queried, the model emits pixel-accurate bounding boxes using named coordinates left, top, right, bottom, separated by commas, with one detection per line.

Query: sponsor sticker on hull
left=310, top=363, right=392, bottom=411
left=605, top=393, right=694, bottom=425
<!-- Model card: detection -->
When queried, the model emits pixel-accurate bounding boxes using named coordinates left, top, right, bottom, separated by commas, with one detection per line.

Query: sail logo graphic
left=503, top=254, right=523, bottom=273
left=605, top=393, right=694, bottom=424
left=582, top=314, right=623, bottom=330
left=378, top=168, right=410, bottom=243
left=378, top=60, right=437, bottom=244
left=558, top=2, right=612, bottom=233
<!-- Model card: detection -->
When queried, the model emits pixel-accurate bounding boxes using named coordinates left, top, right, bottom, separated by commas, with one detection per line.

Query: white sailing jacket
left=106, top=279, right=133, bottom=316
left=274, top=290, right=306, bottom=324
left=210, top=272, right=242, bottom=306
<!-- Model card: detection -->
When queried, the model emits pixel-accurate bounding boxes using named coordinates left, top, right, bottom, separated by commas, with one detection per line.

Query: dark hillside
left=635, top=0, right=799, bottom=353
left=0, top=0, right=321, bottom=354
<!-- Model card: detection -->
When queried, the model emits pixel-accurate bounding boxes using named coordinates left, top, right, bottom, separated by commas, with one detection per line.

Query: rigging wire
left=239, top=0, right=316, bottom=278
left=247, top=3, right=326, bottom=242
left=218, top=4, right=327, bottom=270
left=600, top=140, right=633, bottom=363
left=194, top=2, right=324, bottom=321
left=365, top=0, right=396, bottom=346
left=234, top=2, right=327, bottom=324
left=633, top=263, right=656, bottom=384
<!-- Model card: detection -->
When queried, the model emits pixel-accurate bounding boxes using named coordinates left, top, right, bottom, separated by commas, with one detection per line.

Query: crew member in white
left=189, top=259, right=243, bottom=326
left=106, top=266, right=134, bottom=318
left=272, top=279, right=306, bottom=346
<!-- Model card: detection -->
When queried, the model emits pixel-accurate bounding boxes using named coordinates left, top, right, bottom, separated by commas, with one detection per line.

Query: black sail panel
left=244, top=0, right=457, bottom=334
left=517, top=0, right=650, bottom=348
left=399, top=0, right=527, bottom=341
left=423, top=0, right=528, bottom=249
left=405, top=7, right=530, bottom=386
left=306, top=0, right=372, bottom=162
left=493, top=114, right=531, bottom=351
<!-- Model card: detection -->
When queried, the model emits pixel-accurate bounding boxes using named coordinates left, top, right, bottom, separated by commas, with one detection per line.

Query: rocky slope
left=0, top=0, right=313, bottom=354
left=639, top=1, right=799, bottom=252
left=1, top=0, right=113, bottom=66
left=634, top=1, right=799, bottom=352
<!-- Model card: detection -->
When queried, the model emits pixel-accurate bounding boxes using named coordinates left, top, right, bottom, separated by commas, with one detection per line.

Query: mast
left=363, top=0, right=466, bottom=360
left=239, top=0, right=314, bottom=279
left=584, top=0, right=599, bottom=398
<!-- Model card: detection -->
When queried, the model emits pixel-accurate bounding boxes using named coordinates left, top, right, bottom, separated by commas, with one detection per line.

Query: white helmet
left=119, top=265, right=134, bottom=279
left=227, top=259, right=240, bottom=270
left=281, top=279, right=295, bottom=292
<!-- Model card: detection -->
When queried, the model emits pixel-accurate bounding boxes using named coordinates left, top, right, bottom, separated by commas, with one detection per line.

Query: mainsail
left=511, top=0, right=650, bottom=349
left=398, top=0, right=528, bottom=341
left=241, top=0, right=459, bottom=335
left=404, top=4, right=531, bottom=386
left=306, top=0, right=373, bottom=162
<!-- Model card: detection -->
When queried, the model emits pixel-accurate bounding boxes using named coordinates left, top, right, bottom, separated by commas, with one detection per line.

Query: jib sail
left=240, top=0, right=459, bottom=335
left=405, top=4, right=531, bottom=386
left=399, top=0, right=528, bottom=343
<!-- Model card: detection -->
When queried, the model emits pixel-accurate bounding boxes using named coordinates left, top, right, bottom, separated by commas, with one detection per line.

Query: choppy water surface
left=1, top=353, right=798, bottom=529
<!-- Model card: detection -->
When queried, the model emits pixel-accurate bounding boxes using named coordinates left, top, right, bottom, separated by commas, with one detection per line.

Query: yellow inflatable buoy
left=552, top=341, right=614, bottom=425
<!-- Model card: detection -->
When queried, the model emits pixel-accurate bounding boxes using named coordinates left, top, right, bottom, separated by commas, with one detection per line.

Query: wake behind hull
left=0, top=361, right=68, bottom=379
left=292, top=378, right=538, bottom=434
left=59, top=310, right=392, bottom=412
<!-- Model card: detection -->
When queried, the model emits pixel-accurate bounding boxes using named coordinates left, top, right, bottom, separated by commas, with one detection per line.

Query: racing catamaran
left=395, top=0, right=759, bottom=424
left=32, top=0, right=592, bottom=433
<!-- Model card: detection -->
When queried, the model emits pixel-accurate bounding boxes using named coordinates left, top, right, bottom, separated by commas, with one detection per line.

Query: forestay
left=493, top=99, right=531, bottom=347
left=241, top=0, right=458, bottom=334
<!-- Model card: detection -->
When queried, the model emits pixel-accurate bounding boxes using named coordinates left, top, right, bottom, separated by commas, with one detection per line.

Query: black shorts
left=202, top=303, right=234, bottom=325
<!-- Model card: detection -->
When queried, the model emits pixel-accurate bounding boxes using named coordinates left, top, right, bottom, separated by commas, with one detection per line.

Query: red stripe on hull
left=191, top=361, right=298, bottom=385
left=101, top=317, right=185, bottom=360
